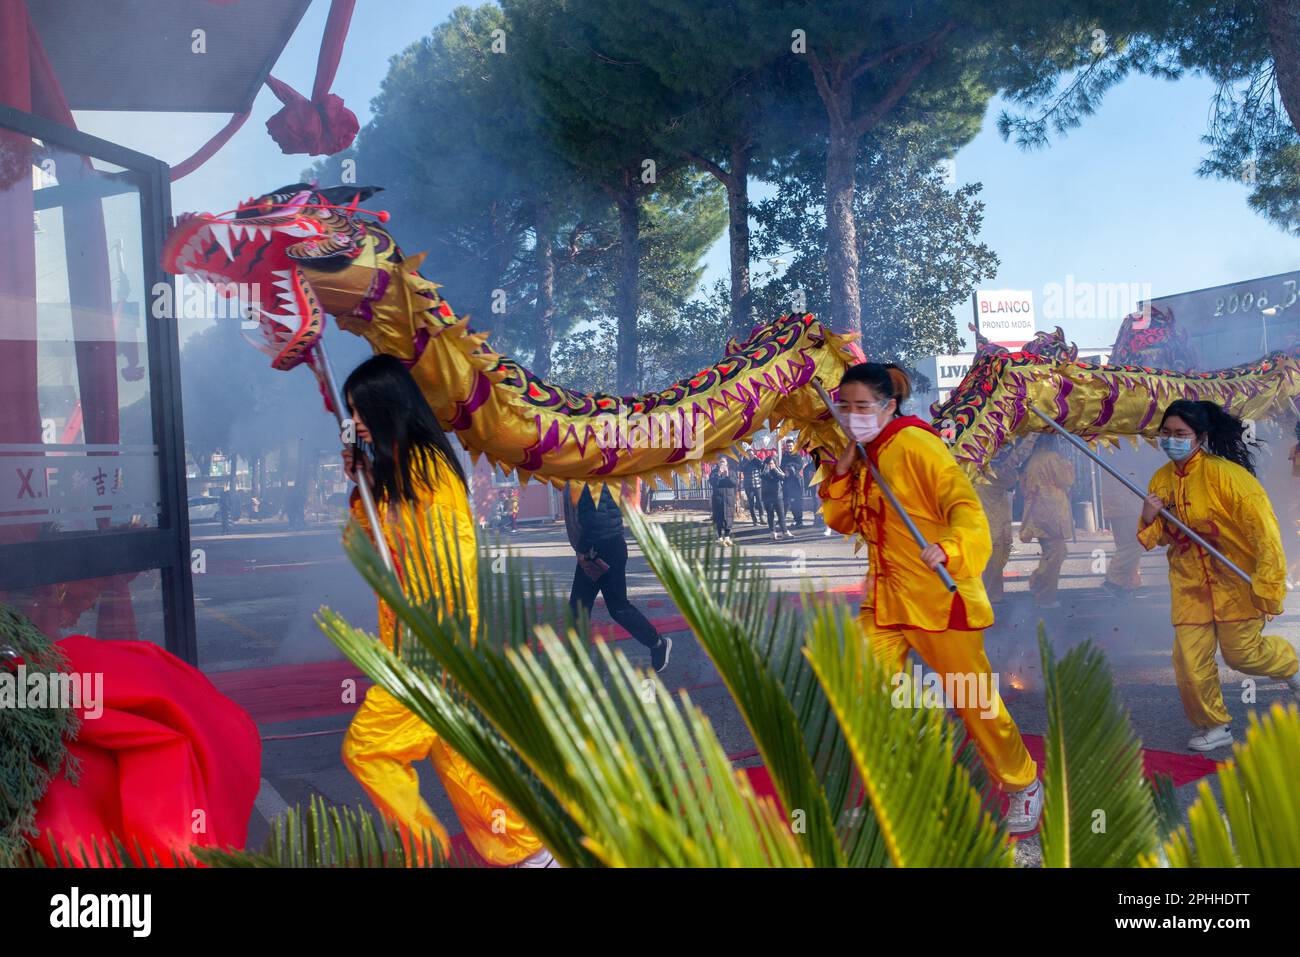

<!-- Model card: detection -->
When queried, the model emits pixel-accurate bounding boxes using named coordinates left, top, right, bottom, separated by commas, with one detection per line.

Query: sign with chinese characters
left=0, top=445, right=161, bottom=530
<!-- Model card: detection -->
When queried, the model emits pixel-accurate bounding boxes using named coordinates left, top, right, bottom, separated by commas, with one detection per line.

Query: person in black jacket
left=709, top=458, right=738, bottom=545
left=759, top=454, right=789, bottom=540
left=563, top=484, right=671, bottom=672
left=780, top=437, right=808, bottom=530
left=739, top=445, right=764, bottom=525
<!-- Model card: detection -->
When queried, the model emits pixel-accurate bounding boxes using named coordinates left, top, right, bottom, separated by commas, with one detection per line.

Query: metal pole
left=315, top=341, right=396, bottom=574
left=812, top=381, right=957, bottom=593
left=1027, top=405, right=1251, bottom=585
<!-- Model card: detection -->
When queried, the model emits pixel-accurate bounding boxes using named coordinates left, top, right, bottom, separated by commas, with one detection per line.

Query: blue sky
left=75, top=0, right=1300, bottom=356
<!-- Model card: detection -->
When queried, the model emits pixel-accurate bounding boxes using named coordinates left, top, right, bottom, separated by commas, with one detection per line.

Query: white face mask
left=847, top=412, right=883, bottom=443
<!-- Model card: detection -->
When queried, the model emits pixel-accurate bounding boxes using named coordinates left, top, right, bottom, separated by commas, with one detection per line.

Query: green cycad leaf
left=509, top=627, right=809, bottom=867
left=627, top=509, right=864, bottom=866
left=329, top=511, right=806, bottom=866
left=1038, top=627, right=1158, bottom=867
left=802, top=598, right=1012, bottom=868
left=1150, top=702, right=1300, bottom=868
left=195, top=795, right=461, bottom=868
left=328, top=513, right=597, bottom=867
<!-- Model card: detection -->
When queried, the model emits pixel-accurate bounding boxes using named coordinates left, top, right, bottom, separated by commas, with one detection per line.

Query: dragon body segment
left=932, top=321, right=1300, bottom=477
left=162, top=184, right=1300, bottom=490
left=162, top=184, right=861, bottom=493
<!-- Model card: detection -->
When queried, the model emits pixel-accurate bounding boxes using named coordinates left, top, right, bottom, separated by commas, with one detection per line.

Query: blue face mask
left=1158, top=436, right=1196, bottom=461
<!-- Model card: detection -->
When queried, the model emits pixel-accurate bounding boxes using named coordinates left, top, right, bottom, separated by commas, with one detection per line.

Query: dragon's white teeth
left=209, top=222, right=234, bottom=260
left=230, top=223, right=246, bottom=241
left=271, top=269, right=292, bottom=280
left=257, top=226, right=272, bottom=240
left=273, top=279, right=295, bottom=294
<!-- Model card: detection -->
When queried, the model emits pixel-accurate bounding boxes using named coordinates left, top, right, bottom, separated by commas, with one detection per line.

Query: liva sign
left=976, top=289, right=1035, bottom=347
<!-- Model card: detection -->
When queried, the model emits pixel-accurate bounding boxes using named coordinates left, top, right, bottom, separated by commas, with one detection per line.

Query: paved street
left=193, top=509, right=1300, bottom=860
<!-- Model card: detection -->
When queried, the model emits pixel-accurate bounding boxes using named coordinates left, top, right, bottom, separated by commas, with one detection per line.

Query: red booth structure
left=0, top=0, right=343, bottom=662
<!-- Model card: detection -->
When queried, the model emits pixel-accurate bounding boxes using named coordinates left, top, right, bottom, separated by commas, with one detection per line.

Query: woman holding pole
left=820, top=362, right=1042, bottom=834
left=339, top=355, right=554, bottom=866
left=1138, top=399, right=1300, bottom=751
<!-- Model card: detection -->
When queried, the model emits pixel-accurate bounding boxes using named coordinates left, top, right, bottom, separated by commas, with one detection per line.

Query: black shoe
left=651, top=636, right=672, bottom=673
left=1100, top=580, right=1135, bottom=599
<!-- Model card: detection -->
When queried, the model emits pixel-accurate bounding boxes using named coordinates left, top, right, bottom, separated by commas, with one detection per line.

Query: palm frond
left=1037, top=627, right=1158, bottom=867
left=1149, top=702, right=1300, bottom=867
left=633, top=510, right=881, bottom=866
left=801, top=597, right=1013, bottom=867
left=195, top=795, right=461, bottom=867
left=328, top=513, right=806, bottom=866
left=13, top=832, right=190, bottom=868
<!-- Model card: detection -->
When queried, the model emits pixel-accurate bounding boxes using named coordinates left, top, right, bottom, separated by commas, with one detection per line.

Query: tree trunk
left=1268, top=0, right=1300, bottom=131
left=533, top=206, right=557, bottom=379
left=727, top=143, right=753, bottom=339
left=825, top=126, right=862, bottom=336
left=615, top=186, right=641, bottom=395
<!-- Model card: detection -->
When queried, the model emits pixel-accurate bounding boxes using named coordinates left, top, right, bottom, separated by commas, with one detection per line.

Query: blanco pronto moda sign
left=976, top=289, right=1036, bottom=347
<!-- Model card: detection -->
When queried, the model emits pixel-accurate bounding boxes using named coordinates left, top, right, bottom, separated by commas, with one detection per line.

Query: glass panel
left=0, top=131, right=160, bottom=541
left=0, top=568, right=165, bottom=645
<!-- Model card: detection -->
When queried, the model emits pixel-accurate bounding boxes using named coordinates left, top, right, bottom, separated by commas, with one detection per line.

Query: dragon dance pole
left=315, top=340, right=396, bottom=574
left=812, top=380, right=958, bottom=593
left=1028, top=405, right=1251, bottom=585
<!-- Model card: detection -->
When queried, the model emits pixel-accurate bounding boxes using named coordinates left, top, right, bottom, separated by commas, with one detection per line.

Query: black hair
left=1160, top=399, right=1256, bottom=475
left=343, top=354, right=467, bottom=502
left=837, top=362, right=911, bottom=417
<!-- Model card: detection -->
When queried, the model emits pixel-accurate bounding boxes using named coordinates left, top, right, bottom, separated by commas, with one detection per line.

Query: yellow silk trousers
left=859, top=611, right=1038, bottom=790
left=342, top=684, right=542, bottom=866
left=1028, top=536, right=1068, bottom=604
left=1104, top=511, right=1144, bottom=589
left=1172, top=618, right=1300, bottom=728
left=979, top=489, right=1012, bottom=602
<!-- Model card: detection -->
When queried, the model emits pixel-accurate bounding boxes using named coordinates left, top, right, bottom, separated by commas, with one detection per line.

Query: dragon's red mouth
left=163, top=206, right=326, bottom=370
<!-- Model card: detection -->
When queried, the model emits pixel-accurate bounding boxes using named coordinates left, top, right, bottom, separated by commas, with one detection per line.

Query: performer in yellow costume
left=976, top=437, right=1036, bottom=604
left=1138, top=399, right=1300, bottom=752
left=820, top=363, right=1042, bottom=834
left=340, top=355, right=551, bottom=866
left=1018, top=435, right=1075, bottom=608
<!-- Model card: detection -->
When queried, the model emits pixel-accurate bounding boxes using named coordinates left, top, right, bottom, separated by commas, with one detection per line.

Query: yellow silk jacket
left=1137, top=448, right=1286, bottom=624
left=1019, top=448, right=1075, bottom=541
left=821, top=418, right=993, bottom=632
left=349, top=449, right=480, bottom=646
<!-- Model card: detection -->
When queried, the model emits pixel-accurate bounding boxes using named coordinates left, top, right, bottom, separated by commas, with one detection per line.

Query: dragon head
left=162, top=183, right=391, bottom=369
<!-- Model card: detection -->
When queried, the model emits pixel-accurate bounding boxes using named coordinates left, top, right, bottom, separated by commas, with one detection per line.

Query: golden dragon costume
left=162, top=184, right=1300, bottom=485
left=161, top=184, right=861, bottom=495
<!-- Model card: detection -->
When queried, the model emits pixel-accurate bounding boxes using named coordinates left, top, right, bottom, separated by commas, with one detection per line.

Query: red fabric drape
left=29, top=635, right=262, bottom=865
left=172, top=0, right=359, bottom=179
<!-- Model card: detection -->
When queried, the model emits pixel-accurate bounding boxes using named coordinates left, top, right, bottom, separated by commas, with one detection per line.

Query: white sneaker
left=511, top=847, right=560, bottom=868
left=772, top=531, right=779, bottom=541
left=1187, top=724, right=1233, bottom=752
left=823, top=526, right=833, bottom=536
left=1004, top=779, right=1043, bottom=835
left=784, top=530, right=794, bottom=539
